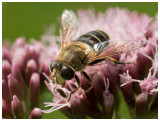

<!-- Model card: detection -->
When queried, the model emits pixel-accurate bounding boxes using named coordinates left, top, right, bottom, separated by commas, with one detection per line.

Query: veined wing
left=60, top=10, right=79, bottom=49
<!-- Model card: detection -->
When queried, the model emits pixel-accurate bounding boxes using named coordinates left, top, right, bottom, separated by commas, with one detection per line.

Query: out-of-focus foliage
left=2, top=2, right=157, bottom=41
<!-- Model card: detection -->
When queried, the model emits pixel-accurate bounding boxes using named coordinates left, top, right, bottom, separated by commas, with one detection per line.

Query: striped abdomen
left=77, top=30, right=110, bottom=49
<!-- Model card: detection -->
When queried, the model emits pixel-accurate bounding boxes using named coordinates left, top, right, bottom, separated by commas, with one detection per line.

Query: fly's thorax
left=57, top=41, right=93, bottom=71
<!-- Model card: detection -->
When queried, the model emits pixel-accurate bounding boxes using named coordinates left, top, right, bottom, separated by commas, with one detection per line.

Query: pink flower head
left=2, top=34, right=60, bottom=118
left=2, top=7, right=158, bottom=119
left=120, top=69, right=157, bottom=96
left=140, top=69, right=158, bottom=95
left=41, top=8, right=158, bottom=118
left=120, top=35, right=158, bottom=96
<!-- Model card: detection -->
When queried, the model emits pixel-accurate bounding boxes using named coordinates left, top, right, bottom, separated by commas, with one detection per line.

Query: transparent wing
left=60, top=9, right=79, bottom=49
left=88, top=39, right=147, bottom=62
left=93, top=40, right=110, bottom=52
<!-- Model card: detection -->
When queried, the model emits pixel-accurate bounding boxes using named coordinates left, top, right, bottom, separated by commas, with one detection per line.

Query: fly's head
left=50, top=61, right=75, bottom=85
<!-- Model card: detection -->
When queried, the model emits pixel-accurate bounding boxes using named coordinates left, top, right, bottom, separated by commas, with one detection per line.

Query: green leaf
left=115, top=91, right=133, bottom=119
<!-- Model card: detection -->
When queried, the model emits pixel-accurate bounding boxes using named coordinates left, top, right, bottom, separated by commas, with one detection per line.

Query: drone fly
left=49, top=10, right=146, bottom=101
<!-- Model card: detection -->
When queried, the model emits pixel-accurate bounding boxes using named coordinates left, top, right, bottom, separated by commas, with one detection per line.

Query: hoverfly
left=49, top=10, right=146, bottom=101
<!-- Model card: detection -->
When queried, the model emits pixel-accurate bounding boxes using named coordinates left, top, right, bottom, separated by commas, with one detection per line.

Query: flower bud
left=41, top=60, right=50, bottom=76
left=29, top=108, right=42, bottom=119
left=2, top=99, right=13, bottom=118
left=40, top=61, right=51, bottom=88
left=135, top=93, right=148, bottom=115
left=102, top=62, right=120, bottom=96
left=93, top=72, right=105, bottom=104
left=33, top=42, right=43, bottom=57
left=27, top=45, right=39, bottom=64
left=102, top=79, right=114, bottom=118
left=2, top=47, right=12, bottom=62
left=103, top=90, right=114, bottom=118
left=30, top=73, right=40, bottom=107
left=2, top=79, right=12, bottom=103
left=14, top=37, right=25, bottom=48
left=12, top=48, right=27, bottom=72
left=26, top=59, right=38, bottom=80
left=69, top=88, right=86, bottom=118
left=8, top=74, right=23, bottom=99
left=11, top=64, right=25, bottom=96
left=11, top=95, right=24, bottom=118
left=2, top=60, right=11, bottom=81
left=53, top=72, right=104, bottom=118
left=120, top=71, right=135, bottom=106
left=69, top=88, right=102, bottom=118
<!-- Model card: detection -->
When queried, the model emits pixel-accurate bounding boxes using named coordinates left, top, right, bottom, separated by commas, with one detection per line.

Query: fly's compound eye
left=50, top=61, right=57, bottom=72
left=61, top=65, right=75, bottom=80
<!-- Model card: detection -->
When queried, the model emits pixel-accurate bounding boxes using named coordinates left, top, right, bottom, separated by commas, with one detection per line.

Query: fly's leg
left=89, top=57, right=134, bottom=65
left=106, top=56, right=135, bottom=65
left=81, top=71, right=93, bottom=93
left=88, top=58, right=105, bottom=65
left=50, top=75, right=58, bottom=93
left=67, top=74, right=81, bottom=101
left=88, top=57, right=134, bottom=65
left=67, top=71, right=93, bottom=101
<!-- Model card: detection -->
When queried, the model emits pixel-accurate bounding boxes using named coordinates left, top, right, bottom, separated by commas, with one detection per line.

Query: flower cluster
left=2, top=8, right=158, bottom=119
left=42, top=8, right=158, bottom=118
left=2, top=36, right=59, bottom=118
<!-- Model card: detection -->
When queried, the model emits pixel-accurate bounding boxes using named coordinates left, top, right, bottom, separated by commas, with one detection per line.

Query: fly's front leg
left=81, top=71, right=93, bottom=93
left=67, top=74, right=81, bottom=101
left=50, top=75, right=58, bottom=93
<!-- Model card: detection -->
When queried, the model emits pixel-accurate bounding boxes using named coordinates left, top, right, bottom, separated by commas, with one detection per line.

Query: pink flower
left=29, top=108, right=42, bottom=119
left=42, top=8, right=157, bottom=119
left=2, top=7, right=158, bottom=119
left=2, top=35, right=59, bottom=118
left=120, top=33, right=158, bottom=97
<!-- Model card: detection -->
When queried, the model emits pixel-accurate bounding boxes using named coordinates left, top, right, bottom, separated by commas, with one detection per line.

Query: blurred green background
left=2, top=2, right=158, bottom=119
left=2, top=2, right=158, bottom=42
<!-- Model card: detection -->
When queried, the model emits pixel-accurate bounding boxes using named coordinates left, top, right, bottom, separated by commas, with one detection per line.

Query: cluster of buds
left=2, top=36, right=59, bottom=118
left=2, top=8, right=158, bottom=119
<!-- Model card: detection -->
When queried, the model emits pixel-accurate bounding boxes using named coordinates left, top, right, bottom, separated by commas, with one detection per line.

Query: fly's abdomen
left=78, top=30, right=110, bottom=49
